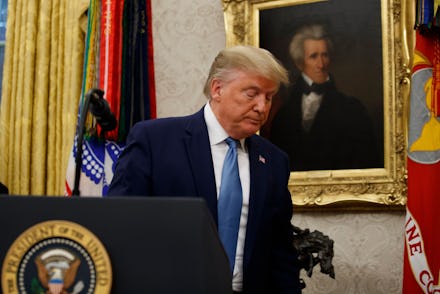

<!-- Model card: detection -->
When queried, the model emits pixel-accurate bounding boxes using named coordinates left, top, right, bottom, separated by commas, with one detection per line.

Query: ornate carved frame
left=222, top=0, right=414, bottom=209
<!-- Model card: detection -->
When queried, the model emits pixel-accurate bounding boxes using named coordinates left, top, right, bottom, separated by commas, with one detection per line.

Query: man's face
left=302, top=39, right=330, bottom=84
left=210, top=70, right=278, bottom=139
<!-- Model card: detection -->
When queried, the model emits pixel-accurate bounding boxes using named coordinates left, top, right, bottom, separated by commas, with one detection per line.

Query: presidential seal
left=1, top=220, right=112, bottom=294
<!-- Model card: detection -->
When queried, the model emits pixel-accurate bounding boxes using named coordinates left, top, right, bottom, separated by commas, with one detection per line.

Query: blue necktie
left=218, top=137, right=243, bottom=273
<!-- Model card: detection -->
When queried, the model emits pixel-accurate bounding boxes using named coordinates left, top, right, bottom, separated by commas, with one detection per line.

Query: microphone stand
left=72, top=91, right=94, bottom=197
left=72, top=88, right=117, bottom=196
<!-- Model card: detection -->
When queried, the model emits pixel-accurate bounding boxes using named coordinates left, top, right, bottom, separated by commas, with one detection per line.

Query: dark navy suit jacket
left=108, top=107, right=301, bottom=294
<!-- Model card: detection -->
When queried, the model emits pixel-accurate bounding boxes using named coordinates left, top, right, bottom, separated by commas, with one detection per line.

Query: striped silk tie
left=218, top=137, right=243, bottom=273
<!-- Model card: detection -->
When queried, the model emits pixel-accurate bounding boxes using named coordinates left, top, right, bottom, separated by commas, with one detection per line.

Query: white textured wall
left=151, top=1, right=405, bottom=293
left=152, top=0, right=226, bottom=117
left=296, top=211, right=404, bottom=294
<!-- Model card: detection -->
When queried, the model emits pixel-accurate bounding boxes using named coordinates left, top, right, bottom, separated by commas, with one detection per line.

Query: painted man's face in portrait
left=302, top=39, right=330, bottom=84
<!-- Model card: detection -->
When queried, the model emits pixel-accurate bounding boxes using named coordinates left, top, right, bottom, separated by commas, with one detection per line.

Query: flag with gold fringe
left=65, top=0, right=156, bottom=196
left=403, top=1, right=440, bottom=293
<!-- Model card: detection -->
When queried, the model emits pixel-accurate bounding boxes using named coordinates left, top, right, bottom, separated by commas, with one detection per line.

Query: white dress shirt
left=204, top=102, right=250, bottom=292
left=301, top=74, right=324, bottom=131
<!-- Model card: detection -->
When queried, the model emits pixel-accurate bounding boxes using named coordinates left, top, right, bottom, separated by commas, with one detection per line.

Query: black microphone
left=86, top=88, right=117, bottom=132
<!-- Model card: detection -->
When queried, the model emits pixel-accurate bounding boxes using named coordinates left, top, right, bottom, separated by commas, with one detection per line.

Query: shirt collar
left=302, top=73, right=314, bottom=86
left=204, top=102, right=245, bottom=149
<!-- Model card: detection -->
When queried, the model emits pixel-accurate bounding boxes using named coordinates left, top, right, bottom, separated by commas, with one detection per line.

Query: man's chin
left=313, top=75, right=329, bottom=84
left=246, top=125, right=263, bottom=136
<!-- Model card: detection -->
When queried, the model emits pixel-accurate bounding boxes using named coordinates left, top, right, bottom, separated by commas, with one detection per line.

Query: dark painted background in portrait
left=259, top=0, right=384, bottom=168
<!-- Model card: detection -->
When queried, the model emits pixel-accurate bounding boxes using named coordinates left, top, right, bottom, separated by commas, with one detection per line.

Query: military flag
left=65, top=0, right=156, bottom=196
left=403, top=1, right=440, bottom=292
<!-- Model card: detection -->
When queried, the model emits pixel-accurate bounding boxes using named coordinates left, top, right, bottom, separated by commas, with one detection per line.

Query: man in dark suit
left=108, top=45, right=302, bottom=293
left=269, top=24, right=380, bottom=171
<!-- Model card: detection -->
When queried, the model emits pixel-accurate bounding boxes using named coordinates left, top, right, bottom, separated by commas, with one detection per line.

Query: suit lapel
left=183, top=108, right=218, bottom=223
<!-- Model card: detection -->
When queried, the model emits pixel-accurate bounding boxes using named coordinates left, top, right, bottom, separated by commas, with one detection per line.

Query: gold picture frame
left=222, top=0, right=414, bottom=208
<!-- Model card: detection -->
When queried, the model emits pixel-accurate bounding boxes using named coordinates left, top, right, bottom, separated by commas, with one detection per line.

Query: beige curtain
left=0, top=0, right=89, bottom=195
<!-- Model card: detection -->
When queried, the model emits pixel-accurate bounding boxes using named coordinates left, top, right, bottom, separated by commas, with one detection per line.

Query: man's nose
left=253, top=95, right=269, bottom=112
left=316, top=56, right=325, bottom=68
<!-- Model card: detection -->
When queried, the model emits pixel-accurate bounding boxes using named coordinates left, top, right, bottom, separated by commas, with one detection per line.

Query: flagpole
left=72, top=92, right=93, bottom=196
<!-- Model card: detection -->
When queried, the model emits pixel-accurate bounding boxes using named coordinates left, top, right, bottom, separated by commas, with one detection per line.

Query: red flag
left=146, top=0, right=156, bottom=119
left=403, top=30, right=440, bottom=293
left=99, top=0, right=124, bottom=141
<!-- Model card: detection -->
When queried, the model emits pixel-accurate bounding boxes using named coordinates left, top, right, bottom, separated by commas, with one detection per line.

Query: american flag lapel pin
left=259, top=155, right=266, bottom=164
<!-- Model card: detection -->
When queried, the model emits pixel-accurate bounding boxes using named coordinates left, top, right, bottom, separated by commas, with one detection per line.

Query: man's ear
left=210, top=79, right=223, bottom=101
left=296, top=63, right=304, bottom=72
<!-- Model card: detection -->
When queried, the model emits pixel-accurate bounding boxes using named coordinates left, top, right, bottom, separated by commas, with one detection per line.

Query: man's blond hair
left=203, top=45, right=289, bottom=98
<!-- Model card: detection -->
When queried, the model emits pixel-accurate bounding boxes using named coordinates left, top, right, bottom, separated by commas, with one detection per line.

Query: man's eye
left=245, top=90, right=258, bottom=98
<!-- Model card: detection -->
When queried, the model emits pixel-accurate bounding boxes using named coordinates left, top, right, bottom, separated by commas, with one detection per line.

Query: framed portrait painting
left=222, top=0, right=413, bottom=208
